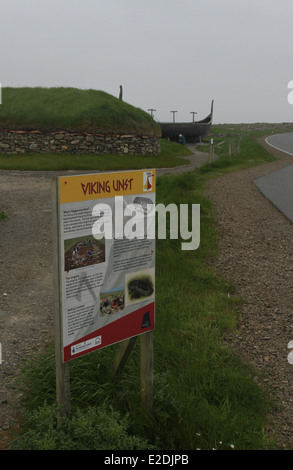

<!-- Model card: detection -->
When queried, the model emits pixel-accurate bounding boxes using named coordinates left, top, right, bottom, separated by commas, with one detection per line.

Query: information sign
left=56, top=170, right=156, bottom=362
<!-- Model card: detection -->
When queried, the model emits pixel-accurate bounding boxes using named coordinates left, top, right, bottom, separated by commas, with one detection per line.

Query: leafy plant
left=12, top=403, right=153, bottom=450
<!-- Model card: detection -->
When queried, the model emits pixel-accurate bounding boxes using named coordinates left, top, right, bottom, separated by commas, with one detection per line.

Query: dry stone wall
left=0, top=129, right=161, bottom=155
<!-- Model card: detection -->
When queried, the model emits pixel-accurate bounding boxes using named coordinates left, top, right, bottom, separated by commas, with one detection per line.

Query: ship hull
left=159, top=100, right=214, bottom=143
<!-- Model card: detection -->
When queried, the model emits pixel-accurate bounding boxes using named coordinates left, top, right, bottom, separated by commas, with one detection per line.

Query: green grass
left=0, top=87, right=161, bottom=136
left=0, top=139, right=192, bottom=171
left=211, top=122, right=293, bottom=136
left=10, top=131, right=281, bottom=450
left=197, top=128, right=276, bottom=175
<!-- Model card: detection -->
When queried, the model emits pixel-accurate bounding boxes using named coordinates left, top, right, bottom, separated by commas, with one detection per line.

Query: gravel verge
left=205, top=138, right=293, bottom=449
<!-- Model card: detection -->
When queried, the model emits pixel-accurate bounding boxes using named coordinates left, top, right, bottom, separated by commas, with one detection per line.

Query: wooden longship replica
left=159, top=100, right=214, bottom=143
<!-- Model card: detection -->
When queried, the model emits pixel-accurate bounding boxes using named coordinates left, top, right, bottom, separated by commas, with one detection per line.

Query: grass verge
left=0, top=139, right=192, bottom=171
left=199, top=135, right=275, bottom=176
left=9, top=131, right=280, bottom=450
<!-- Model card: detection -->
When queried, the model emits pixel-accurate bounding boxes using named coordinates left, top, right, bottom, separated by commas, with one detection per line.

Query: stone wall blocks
left=29, top=143, right=39, bottom=150
left=0, top=130, right=160, bottom=155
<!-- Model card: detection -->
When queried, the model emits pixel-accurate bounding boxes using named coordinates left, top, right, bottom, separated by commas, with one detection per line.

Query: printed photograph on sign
left=125, top=268, right=155, bottom=306
left=122, top=193, right=155, bottom=239
left=64, top=234, right=106, bottom=272
left=100, top=287, right=125, bottom=316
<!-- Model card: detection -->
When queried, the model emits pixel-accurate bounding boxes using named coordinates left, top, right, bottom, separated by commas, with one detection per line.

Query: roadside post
left=209, top=138, right=214, bottom=164
left=52, top=169, right=156, bottom=419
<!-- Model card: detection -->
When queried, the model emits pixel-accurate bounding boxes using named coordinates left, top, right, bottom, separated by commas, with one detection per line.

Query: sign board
left=56, top=170, right=156, bottom=362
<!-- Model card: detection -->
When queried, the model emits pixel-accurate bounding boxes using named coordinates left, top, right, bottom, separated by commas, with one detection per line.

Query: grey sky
left=1, top=0, right=293, bottom=124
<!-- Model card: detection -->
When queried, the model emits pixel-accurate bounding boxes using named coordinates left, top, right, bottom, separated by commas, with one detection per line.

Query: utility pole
left=190, top=112, right=197, bottom=122
left=170, top=110, right=177, bottom=123
left=148, top=109, right=156, bottom=118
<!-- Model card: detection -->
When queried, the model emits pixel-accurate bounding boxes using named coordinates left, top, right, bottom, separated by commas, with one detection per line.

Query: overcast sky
left=1, top=0, right=293, bottom=124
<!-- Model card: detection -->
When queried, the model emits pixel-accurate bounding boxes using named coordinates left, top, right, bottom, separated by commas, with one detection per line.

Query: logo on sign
left=143, top=171, right=153, bottom=192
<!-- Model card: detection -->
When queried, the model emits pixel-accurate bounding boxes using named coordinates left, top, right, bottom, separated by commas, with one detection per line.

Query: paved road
left=265, top=132, right=293, bottom=156
left=254, top=133, right=293, bottom=222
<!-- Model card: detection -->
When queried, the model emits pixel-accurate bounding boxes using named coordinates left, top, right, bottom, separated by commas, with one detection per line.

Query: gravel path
left=1, top=140, right=293, bottom=449
left=0, top=173, right=55, bottom=448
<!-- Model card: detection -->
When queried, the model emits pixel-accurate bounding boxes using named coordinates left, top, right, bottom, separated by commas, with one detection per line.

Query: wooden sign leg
left=55, top=351, right=71, bottom=424
left=112, top=336, right=137, bottom=376
left=140, top=331, right=154, bottom=413
left=52, top=179, right=71, bottom=425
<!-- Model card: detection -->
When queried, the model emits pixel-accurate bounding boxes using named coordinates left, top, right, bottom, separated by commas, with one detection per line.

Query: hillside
left=0, top=87, right=161, bottom=136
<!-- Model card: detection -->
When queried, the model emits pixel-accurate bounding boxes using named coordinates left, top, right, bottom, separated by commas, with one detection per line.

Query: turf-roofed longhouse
left=0, top=87, right=161, bottom=155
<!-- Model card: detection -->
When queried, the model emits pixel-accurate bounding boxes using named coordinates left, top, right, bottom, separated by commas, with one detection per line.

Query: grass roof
left=0, top=87, right=161, bottom=136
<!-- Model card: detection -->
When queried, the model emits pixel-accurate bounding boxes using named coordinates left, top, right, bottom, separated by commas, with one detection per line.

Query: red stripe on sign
left=63, top=302, right=155, bottom=362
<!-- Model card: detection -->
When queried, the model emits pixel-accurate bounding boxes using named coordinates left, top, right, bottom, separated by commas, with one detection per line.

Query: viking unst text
left=81, top=178, right=134, bottom=196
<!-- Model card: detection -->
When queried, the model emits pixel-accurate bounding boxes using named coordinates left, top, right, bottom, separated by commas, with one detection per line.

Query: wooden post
left=52, top=179, right=71, bottom=425
left=190, top=111, right=197, bottom=122
left=140, top=331, right=154, bottom=412
left=209, top=138, right=214, bottom=165
left=237, top=135, right=242, bottom=154
left=148, top=109, right=156, bottom=118
left=170, top=110, right=177, bottom=123
left=112, top=336, right=137, bottom=376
